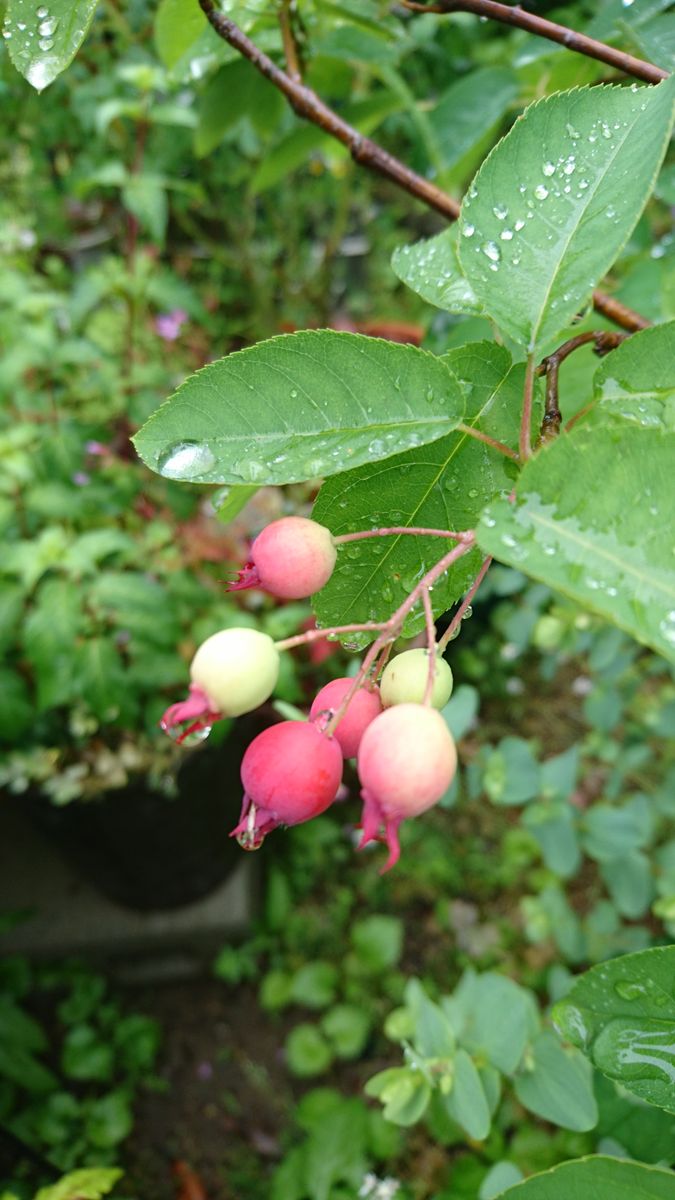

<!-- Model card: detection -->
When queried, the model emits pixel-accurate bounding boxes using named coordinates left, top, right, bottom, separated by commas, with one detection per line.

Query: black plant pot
left=26, top=719, right=265, bottom=912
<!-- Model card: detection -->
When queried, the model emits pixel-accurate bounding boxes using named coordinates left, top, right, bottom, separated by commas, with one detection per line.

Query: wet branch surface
left=537, top=330, right=629, bottom=442
left=401, top=0, right=668, bottom=85
left=197, top=0, right=656, bottom=332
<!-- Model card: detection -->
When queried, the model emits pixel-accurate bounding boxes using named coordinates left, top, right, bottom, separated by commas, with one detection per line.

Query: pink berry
left=229, top=516, right=336, bottom=600
left=231, top=720, right=343, bottom=847
left=310, top=678, right=383, bottom=759
left=356, top=704, right=457, bottom=872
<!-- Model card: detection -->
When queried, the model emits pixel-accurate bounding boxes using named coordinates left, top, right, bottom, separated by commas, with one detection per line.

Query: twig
left=324, top=533, right=476, bottom=736
left=334, top=526, right=469, bottom=544
left=519, top=355, right=536, bottom=462
left=278, top=0, right=302, bottom=83
left=437, top=555, right=492, bottom=653
left=590, top=290, right=652, bottom=332
left=457, top=422, right=519, bottom=462
left=276, top=622, right=385, bottom=651
left=196, top=3, right=652, bottom=333
left=536, top=330, right=629, bottom=443
left=401, top=0, right=668, bottom=84
left=197, top=0, right=459, bottom=220
left=422, top=588, right=437, bottom=706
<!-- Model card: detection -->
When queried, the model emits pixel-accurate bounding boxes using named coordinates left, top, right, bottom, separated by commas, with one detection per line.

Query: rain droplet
left=534, top=185, right=549, bottom=200
left=158, top=441, right=216, bottom=480
left=514, top=219, right=525, bottom=231
left=38, top=36, right=53, bottom=49
left=615, top=980, right=645, bottom=1000
left=38, top=15, right=57, bottom=34
left=36, top=4, right=49, bottom=16
left=462, top=223, right=475, bottom=238
left=482, top=241, right=500, bottom=263
left=493, top=203, right=508, bottom=220
left=542, top=162, right=555, bottom=177
left=500, top=229, right=513, bottom=241
left=660, top=611, right=675, bottom=647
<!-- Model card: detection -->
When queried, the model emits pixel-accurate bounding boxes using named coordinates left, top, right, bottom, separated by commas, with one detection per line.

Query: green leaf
left=522, top=803, right=581, bottom=878
left=85, top=1090, right=133, bottom=1147
left=594, top=320, right=675, bottom=430
left=553, top=946, right=675, bottom=1115
left=0, top=669, right=33, bottom=740
left=429, top=67, right=518, bottom=185
left=477, top=419, right=675, bottom=663
left=458, top=78, right=675, bottom=351
left=582, top=796, right=653, bottom=862
left=61, top=1025, right=113, bottom=1082
left=484, top=736, right=541, bottom=806
left=493, top=1157, right=675, bottom=1199
left=405, top=979, right=456, bottom=1058
left=195, top=58, right=283, bottom=157
left=35, top=1169, right=123, bottom=1200
left=121, top=175, right=168, bottom=246
left=365, top=1068, right=431, bottom=1126
left=5, top=0, right=99, bottom=91
left=350, top=915, right=403, bottom=973
left=513, top=1030, right=598, bottom=1131
left=444, top=1049, right=491, bottom=1141
left=0, top=1043, right=57, bottom=1094
left=133, top=331, right=464, bottom=485
left=313, top=344, right=525, bottom=640
left=285, top=1025, right=333, bottom=1077
left=320, top=1005, right=371, bottom=1059
left=215, top=485, right=259, bottom=524
left=290, top=963, right=339, bottom=1010
left=480, top=1163, right=524, bottom=1200
left=600, top=851, right=654, bottom=919
left=444, top=969, right=538, bottom=1075
left=155, top=0, right=207, bottom=68
left=392, top=227, right=483, bottom=315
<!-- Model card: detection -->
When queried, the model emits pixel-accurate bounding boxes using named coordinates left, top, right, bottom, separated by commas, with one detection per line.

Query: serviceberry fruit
left=229, top=516, right=337, bottom=600
left=161, top=627, right=279, bottom=743
left=232, top=720, right=343, bottom=848
left=357, top=703, right=457, bottom=872
left=380, top=648, right=453, bottom=710
left=310, top=677, right=383, bottom=758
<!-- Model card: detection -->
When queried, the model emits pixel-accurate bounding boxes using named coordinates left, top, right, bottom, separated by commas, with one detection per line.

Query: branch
left=278, top=0, right=302, bottom=83
left=402, top=0, right=668, bottom=85
left=536, top=330, right=629, bottom=443
left=198, top=0, right=459, bottom=220
left=197, top=1, right=652, bottom=331
left=519, top=355, right=536, bottom=461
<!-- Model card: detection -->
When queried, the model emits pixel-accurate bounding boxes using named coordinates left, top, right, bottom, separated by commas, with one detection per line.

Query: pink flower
left=154, top=309, right=188, bottom=341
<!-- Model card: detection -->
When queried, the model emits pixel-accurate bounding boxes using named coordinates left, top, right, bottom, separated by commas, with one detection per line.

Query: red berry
left=232, top=720, right=343, bottom=847
left=229, top=516, right=336, bottom=600
left=310, top=677, right=383, bottom=759
left=356, top=704, right=457, bottom=872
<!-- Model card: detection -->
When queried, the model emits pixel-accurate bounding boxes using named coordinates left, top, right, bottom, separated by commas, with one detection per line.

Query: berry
left=356, top=704, right=457, bottom=872
left=229, top=516, right=337, bottom=600
left=232, top=720, right=343, bottom=847
left=310, top=677, right=383, bottom=758
left=380, top=648, right=453, bottom=710
left=161, top=627, right=279, bottom=743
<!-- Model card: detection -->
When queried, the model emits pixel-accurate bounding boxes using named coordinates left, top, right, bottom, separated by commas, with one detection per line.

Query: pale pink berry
left=380, top=648, right=453, bottom=710
left=232, top=720, right=343, bottom=848
left=310, top=678, right=383, bottom=758
left=228, top=516, right=336, bottom=600
left=357, top=704, right=457, bottom=872
left=160, top=628, right=279, bottom=743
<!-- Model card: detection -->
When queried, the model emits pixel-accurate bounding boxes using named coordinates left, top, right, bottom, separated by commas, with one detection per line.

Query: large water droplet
left=542, top=161, right=556, bottom=177
left=462, top=223, right=475, bottom=238
left=493, top=203, right=508, bottom=220
left=158, top=441, right=216, bottom=480
left=482, top=241, right=500, bottom=263
left=534, top=185, right=549, bottom=201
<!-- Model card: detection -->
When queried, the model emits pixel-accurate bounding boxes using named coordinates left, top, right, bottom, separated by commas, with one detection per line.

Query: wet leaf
left=490, top=1156, right=675, bottom=1198
left=553, top=946, right=675, bottom=1115
left=5, top=0, right=99, bottom=91
left=477, top=418, right=675, bottom=663
left=133, top=331, right=464, bottom=485
left=594, top=320, right=675, bottom=430
left=458, top=78, right=675, bottom=351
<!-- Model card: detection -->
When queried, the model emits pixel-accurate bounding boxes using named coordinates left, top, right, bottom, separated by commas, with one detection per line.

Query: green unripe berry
left=190, top=627, right=279, bottom=715
left=380, top=648, right=453, bottom=710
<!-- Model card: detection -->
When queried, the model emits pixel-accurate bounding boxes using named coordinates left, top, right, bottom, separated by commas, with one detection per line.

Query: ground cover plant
left=1, top=0, right=675, bottom=1197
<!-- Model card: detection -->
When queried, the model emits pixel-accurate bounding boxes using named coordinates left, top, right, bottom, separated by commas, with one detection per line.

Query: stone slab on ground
left=0, top=800, right=253, bottom=976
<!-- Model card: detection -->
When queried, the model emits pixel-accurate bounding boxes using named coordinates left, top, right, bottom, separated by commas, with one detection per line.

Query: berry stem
left=437, top=555, right=492, bottom=653
left=422, top=588, right=437, bottom=707
left=333, top=526, right=470, bottom=544
left=324, top=533, right=476, bottom=738
left=274, top=621, right=386, bottom=652
left=456, top=423, right=520, bottom=462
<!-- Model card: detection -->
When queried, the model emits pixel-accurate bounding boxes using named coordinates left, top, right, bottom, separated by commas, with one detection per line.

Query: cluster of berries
left=161, top=517, right=458, bottom=872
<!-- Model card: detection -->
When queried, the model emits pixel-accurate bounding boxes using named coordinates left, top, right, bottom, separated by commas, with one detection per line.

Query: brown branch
left=402, top=0, right=668, bottom=85
left=198, top=0, right=459, bottom=219
left=456, top=422, right=519, bottom=461
left=537, top=330, right=629, bottom=443
left=278, top=0, right=302, bottom=84
left=590, top=290, right=652, bottom=332
left=198, top=0, right=652, bottom=331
